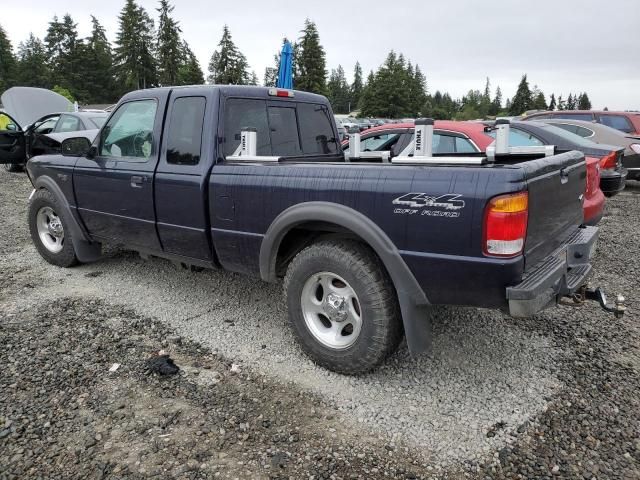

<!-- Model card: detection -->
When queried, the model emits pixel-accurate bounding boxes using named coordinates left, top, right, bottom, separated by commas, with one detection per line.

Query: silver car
left=539, top=118, right=640, bottom=180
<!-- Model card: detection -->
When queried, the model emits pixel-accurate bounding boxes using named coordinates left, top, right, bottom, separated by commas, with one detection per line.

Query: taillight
left=585, top=157, right=601, bottom=196
left=483, top=192, right=529, bottom=257
left=630, top=144, right=640, bottom=154
left=600, top=151, right=618, bottom=170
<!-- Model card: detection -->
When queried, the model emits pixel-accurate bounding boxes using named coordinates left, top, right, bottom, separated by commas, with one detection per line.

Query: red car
left=341, top=120, right=604, bottom=225
left=342, top=121, right=493, bottom=157
left=523, top=110, right=640, bottom=136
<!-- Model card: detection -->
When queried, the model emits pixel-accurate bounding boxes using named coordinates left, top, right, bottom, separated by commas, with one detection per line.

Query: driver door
left=0, top=112, right=26, bottom=165
left=74, top=92, right=169, bottom=250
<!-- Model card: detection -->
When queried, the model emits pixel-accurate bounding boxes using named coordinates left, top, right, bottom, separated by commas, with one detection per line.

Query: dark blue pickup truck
left=0, top=86, right=624, bottom=374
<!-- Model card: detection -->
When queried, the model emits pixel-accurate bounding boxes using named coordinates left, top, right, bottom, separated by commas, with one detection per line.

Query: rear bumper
left=600, top=168, right=627, bottom=197
left=583, top=189, right=605, bottom=226
left=507, top=226, right=598, bottom=317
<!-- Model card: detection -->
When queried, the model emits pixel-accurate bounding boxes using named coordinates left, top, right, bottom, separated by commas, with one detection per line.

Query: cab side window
left=99, top=100, right=158, bottom=159
left=166, top=97, right=206, bottom=165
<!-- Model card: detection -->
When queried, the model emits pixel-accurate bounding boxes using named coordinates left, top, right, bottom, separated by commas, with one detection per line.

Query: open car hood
left=0, top=87, right=73, bottom=128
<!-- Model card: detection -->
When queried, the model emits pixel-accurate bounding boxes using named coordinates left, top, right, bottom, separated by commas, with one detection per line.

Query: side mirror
left=61, top=137, right=91, bottom=157
left=6, top=124, right=17, bottom=131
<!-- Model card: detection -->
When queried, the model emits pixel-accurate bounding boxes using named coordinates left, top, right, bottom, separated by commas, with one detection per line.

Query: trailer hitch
left=560, top=286, right=626, bottom=318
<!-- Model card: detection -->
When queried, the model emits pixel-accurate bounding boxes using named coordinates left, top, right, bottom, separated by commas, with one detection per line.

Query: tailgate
left=521, top=150, right=586, bottom=268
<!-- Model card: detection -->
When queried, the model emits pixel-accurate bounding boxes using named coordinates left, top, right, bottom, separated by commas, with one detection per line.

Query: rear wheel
left=28, top=189, right=78, bottom=267
left=284, top=239, right=403, bottom=374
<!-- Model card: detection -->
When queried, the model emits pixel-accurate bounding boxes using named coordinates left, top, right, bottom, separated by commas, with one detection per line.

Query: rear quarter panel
left=210, top=162, right=528, bottom=308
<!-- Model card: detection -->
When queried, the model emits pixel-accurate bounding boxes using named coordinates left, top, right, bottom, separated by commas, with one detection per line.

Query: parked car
left=537, top=118, right=640, bottom=180
left=523, top=110, right=640, bottom=136
left=335, top=122, right=348, bottom=141
left=339, top=118, right=359, bottom=132
left=486, top=121, right=626, bottom=198
left=342, top=121, right=495, bottom=156
left=3, top=86, right=623, bottom=374
left=342, top=121, right=604, bottom=225
left=0, top=87, right=106, bottom=172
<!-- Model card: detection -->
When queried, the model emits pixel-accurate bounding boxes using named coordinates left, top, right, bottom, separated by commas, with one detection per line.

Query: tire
left=28, top=189, right=79, bottom=267
left=3, top=163, right=24, bottom=173
left=283, top=239, right=403, bottom=374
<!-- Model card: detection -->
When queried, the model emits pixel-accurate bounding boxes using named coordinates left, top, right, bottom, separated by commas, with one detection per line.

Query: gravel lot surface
left=1, top=168, right=639, bottom=479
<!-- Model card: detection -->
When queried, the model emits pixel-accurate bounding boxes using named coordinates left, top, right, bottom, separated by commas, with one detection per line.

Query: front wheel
left=284, top=239, right=403, bottom=374
left=3, top=163, right=24, bottom=173
left=28, top=189, right=78, bottom=267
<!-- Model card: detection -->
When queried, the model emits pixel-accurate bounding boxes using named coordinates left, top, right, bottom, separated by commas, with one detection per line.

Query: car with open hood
left=0, top=87, right=106, bottom=172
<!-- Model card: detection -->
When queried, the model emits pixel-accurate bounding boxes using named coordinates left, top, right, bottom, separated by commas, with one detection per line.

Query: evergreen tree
left=578, top=92, right=591, bottom=110
left=458, top=89, right=483, bottom=120
left=479, top=77, right=491, bottom=117
left=156, top=0, right=182, bottom=86
left=0, top=24, right=16, bottom=92
left=77, top=16, right=116, bottom=103
left=509, top=74, right=532, bottom=115
left=15, top=34, right=51, bottom=88
left=44, top=14, right=81, bottom=94
left=359, top=51, right=417, bottom=118
left=533, top=92, right=547, bottom=110
left=488, top=85, right=502, bottom=116
left=557, top=95, right=565, bottom=111
left=566, top=93, right=576, bottom=110
left=351, top=61, right=363, bottom=110
left=177, top=41, right=204, bottom=85
left=264, top=66, right=277, bottom=88
left=548, top=93, right=557, bottom=111
left=295, top=19, right=326, bottom=94
left=114, top=0, right=158, bottom=92
left=208, top=25, right=251, bottom=85
left=408, top=64, right=427, bottom=117
left=327, top=65, right=350, bottom=113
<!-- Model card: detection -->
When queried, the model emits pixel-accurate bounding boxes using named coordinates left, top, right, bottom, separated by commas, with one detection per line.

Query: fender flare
left=259, top=202, right=432, bottom=355
left=33, top=176, right=101, bottom=263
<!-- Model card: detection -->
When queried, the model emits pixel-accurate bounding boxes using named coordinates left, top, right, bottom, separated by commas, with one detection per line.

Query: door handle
left=130, top=175, right=145, bottom=188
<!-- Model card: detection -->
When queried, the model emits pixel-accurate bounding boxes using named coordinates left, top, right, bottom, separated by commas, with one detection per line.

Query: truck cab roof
left=120, top=85, right=329, bottom=105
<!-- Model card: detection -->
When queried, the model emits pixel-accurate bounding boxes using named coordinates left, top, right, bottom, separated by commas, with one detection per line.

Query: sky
left=2, top=0, right=639, bottom=110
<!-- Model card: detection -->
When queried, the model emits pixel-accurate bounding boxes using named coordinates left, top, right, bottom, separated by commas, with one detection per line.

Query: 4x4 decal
left=392, top=193, right=465, bottom=218
left=393, top=193, right=465, bottom=210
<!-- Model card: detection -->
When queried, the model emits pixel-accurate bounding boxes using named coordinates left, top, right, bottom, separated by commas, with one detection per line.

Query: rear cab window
left=222, top=98, right=339, bottom=159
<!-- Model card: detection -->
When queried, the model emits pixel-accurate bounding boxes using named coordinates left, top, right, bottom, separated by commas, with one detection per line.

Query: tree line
left=0, top=3, right=593, bottom=117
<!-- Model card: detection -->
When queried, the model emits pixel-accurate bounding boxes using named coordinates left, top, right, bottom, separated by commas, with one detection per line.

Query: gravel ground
left=1, top=169, right=639, bottom=479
